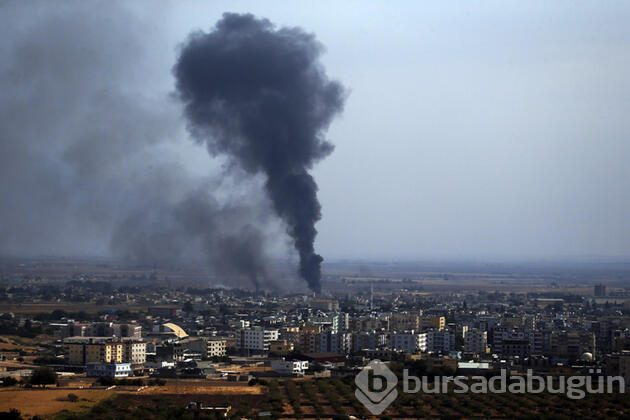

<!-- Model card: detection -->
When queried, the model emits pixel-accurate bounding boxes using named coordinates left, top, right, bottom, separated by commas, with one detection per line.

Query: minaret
left=370, top=282, right=374, bottom=311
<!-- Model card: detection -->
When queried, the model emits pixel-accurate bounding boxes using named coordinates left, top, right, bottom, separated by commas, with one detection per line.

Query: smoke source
left=174, top=13, right=346, bottom=292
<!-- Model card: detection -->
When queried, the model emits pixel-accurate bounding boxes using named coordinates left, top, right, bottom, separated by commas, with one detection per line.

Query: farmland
left=2, top=377, right=618, bottom=419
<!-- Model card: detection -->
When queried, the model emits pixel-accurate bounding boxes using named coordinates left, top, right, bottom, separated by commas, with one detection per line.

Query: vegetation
left=30, top=366, right=57, bottom=387
left=0, top=409, right=22, bottom=420
left=2, top=375, right=618, bottom=419
left=0, top=377, right=18, bottom=387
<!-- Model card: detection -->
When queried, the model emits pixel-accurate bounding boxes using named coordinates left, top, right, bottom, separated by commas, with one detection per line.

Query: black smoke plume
left=174, top=13, right=346, bottom=292
left=0, top=4, right=285, bottom=291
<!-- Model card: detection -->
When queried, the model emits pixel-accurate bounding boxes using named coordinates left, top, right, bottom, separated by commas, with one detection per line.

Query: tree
left=30, top=367, right=57, bottom=387
left=0, top=409, right=22, bottom=420
left=0, top=377, right=17, bottom=387
left=67, top=393, right=79, bottom=402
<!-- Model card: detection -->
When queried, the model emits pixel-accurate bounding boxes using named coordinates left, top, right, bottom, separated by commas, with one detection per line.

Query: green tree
left=30, top=366, right=57, bottom=387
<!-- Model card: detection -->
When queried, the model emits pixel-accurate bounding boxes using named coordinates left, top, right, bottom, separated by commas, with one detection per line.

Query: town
left=0, top=258, right=629, bottom=417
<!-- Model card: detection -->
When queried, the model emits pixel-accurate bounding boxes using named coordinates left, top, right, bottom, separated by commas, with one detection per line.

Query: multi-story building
left=65, top=337, right=146, bottom=368
left=464, top=329, right=488, bottom=354
left=594, top=284, right=607, bottom=297
left=426, top=329, right=454, bottom=353
left=269, top=340, right=294, bottom=355
left=550, top=330, right=596, bottom=360
left=86, top=322, right=142, bottom=338
left=297, top=326, right=322, bottom=353
left=352, top=331, right=388, bottom=352
left=391, top=332, right=427, bottom=354
left=389, top=313, right=420, bottom=332
left=123, top=339, right=147, bottom=367
left=207, top=338, right=227, bottom=358
left=236, top=327, right=279, bottom=353
left=420, top=316, right=446, bottom=331
left=310, top=298, right=340, bottom=311
left=318, top=331, right=353, bottom=354
left=493, top=328, right=528, bottom=356
left=606, top=351, right=630, bottom=389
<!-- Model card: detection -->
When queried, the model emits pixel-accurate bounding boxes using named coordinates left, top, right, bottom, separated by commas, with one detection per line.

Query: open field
left=0, top=380, right=265, bottom=418
left=0, top=335, right=50, bottom=350
left=140, top=379, right=265, bottom=395
left=2, top=377, right=618, bottom=419
left=0, top=388, right=115, bottom=417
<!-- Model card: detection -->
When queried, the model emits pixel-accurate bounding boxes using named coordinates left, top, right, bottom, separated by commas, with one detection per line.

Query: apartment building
left=464, top=329, right=488, bottom=354
left=389, top=313, right=420, bottom=332
left=65, top=337, right=146, bottom=367
left=236, top=327, right=279, bottom=352
left=420, top=316, right=446, bottom=331
left=426, top=329, right=455, bottom=353
left=207, top=338, right=227, bottom=358
left=391, top=332, right=427, bottom=354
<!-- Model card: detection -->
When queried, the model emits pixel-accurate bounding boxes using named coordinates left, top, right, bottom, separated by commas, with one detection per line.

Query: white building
left=270, top=359, right=309, bottom=375
left=207, top=338, right=227, bottom=358
left=236, top=328, right=279, bottom=352
left=123, top=339, right=147, bottom=366
left=391, top=332, right=427, bottom=354
left=86, top=362, right=131, bottom=378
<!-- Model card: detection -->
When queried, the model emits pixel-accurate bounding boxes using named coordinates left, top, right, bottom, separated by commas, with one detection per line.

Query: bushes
left=30, top=366, right=57, bottom=387
left=0, top=377, right=17, bottom=387
left=67, top=393, right=79, bottom=402
left=285, top=381, right=302, bottom=417
left=0, top=409, right=22, bottom=420
left=265, top=380, right=284, bottom=415
left=147, top=378, right=166, bottom=386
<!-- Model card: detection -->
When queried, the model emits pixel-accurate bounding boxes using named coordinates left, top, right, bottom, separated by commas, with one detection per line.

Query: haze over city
left=1, top=2, right=630, bottom=418
left=2, top=1, right=630, bottom=268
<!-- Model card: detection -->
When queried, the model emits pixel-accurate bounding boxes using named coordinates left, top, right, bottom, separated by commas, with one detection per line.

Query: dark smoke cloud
left=111, top=189, right=273, bottom=290
left=0, top=3, right=295, bottom=290
left=174, top=13, right=346, bottom=292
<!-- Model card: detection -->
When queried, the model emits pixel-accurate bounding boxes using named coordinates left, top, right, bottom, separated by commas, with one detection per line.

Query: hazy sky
left=2, top=1, right=630, bottom=262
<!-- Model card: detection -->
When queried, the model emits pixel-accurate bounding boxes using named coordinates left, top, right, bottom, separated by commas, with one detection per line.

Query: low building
left=174, top=337, right=208, bottom=361
left=86, top=362, right=131, bottom=378
left=270, top=358, right=309, bottom=375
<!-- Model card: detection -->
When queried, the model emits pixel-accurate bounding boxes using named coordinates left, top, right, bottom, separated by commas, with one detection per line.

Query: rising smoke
left=174, top=13, right=346, bottom=292
left=0, top=5, right=343, bottom=292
